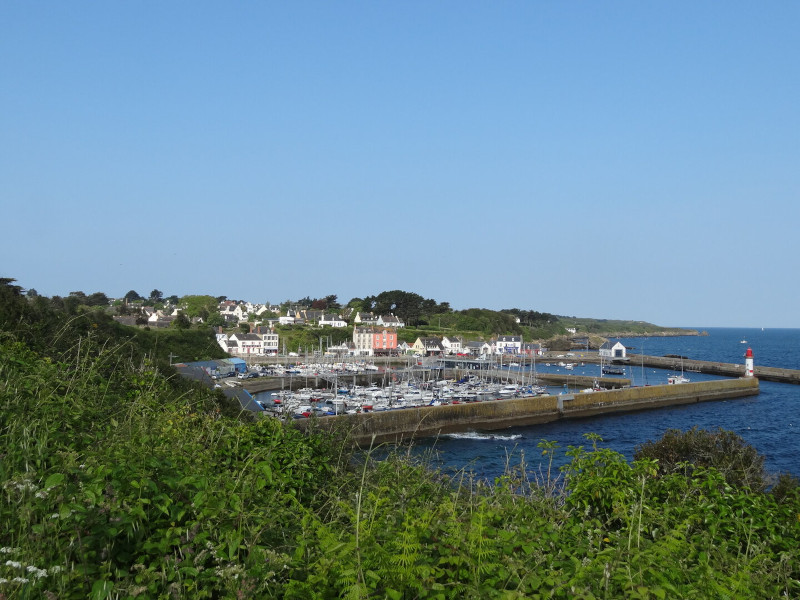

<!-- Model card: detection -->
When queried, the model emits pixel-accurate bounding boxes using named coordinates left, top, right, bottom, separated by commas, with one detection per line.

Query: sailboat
left=667, top=357, right=690, bottom=384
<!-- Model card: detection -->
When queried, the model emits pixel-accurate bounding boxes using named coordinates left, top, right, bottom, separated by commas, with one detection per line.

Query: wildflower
left=27, top=566, right=48, bottom=579
left=0, top=548, right=19, bottom=554
left=5, top=560, right=22, bottom=569
left=0, top=578, right=7, bottom=584
left=12, top=576, right=29, bottom=584
left=36, top=490, right=48, bottom=499
left=49, top=566, right=63, bottom=574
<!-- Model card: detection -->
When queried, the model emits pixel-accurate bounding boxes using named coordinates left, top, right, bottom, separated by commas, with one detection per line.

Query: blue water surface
left=410, top=328, right=800, bottom=480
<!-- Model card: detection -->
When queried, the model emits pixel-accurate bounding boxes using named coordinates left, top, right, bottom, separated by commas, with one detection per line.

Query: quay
left=241, top=367, right=629, bottom=394
left=295, top=377, right=760, bottom=446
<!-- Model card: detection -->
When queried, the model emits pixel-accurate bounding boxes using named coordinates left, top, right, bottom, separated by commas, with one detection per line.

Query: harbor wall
left=296, top=377, right=759, bottom=446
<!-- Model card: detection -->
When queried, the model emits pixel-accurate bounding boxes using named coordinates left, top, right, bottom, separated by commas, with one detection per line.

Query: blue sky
left=2, top=2, right=798, bottom=327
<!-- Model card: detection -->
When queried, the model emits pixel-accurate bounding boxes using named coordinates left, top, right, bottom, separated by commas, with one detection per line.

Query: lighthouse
left=744, top=347, right=754, bottom=377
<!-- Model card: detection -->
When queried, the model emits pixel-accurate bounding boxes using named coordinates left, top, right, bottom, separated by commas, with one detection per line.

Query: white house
left=495, top=335, right=523, bottom=355
left=232, top=304, right=250, bottom=323
left=219, top=304, right=238, bottom=323
left=224, top=332, right=280, bottom=356
left=441, top=336, right=463, bottom=355
left=227, top=333, right=266, bottom=355
left=354, top=312, right=378, bottom=325
left=319, top=314, right=347, bottom=328
left=377, top=314, right=405, bottom=328
left=279, top=309, right=304, bottom=326
left=465, top=341, right=492, bottom=357
left=599, top=341, right=627, bottom=360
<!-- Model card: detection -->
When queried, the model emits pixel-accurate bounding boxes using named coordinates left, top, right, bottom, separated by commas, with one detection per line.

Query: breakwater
left=296, top=377, right=760, bottom=446
left=627, top=354, right=800, bottom=384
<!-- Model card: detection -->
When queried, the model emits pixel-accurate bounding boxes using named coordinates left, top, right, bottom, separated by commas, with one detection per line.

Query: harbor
left=296, top=377, right=760, bottom=445
left=178, top=331, right=800, bottom=452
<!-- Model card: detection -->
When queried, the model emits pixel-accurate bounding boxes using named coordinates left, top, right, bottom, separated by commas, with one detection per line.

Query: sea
left=409, top=327, right=800, bottom=481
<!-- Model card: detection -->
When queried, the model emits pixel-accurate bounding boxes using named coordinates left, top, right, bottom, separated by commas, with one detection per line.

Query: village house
left=412, top=337, right=444, bottom=357
left=495, top=335, right=523, bottom=355
left=522, top=342, right=545, bottom=356
left=441, top=336, right=464, bottom=355
left=465, top=341, right=492, bottom=357
left=220, top=330, right=280, bottom=356
left=377, top=314, right=405, bottom=328
left=353, top=312, right=379, bottom=325
left=299, top=309, right=324, bottom=323
left=279, top=309, right=304, bottom=326
left=319, top=314, right=348, bottom=328
left=219, top=303, right=238, bottom=323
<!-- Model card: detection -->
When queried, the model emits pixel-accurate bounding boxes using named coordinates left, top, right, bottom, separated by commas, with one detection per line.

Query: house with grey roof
left=495, top=335, right=523, bottom=355
left=377, top=314, right=405, bottom=328
left=599, top=341, right=627, bottom=360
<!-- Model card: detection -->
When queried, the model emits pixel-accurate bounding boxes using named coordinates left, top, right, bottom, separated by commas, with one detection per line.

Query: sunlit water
left=410, top=328, right=800, bottom=479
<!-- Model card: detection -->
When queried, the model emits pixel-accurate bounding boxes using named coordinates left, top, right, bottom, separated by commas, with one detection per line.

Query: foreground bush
left=2, top=332, right=799, bottom=598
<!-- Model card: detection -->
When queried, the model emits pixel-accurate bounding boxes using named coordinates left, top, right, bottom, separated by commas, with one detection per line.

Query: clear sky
left=2, top=2, right=798, bottom=327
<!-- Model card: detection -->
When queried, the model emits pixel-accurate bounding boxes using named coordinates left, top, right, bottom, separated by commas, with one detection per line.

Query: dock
left=295, top=377, right=760, bottom=446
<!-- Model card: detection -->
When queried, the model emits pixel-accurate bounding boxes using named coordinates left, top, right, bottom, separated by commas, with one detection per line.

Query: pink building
left=353, top=327, right=398, bottom=356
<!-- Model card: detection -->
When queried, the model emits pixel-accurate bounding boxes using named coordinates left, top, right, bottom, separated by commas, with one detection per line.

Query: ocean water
left=410, top=328, right=800, bottom=480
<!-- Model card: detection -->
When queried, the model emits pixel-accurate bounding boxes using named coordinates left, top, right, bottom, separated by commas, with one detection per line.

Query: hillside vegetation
left=1, top=279, right=798, bottom=598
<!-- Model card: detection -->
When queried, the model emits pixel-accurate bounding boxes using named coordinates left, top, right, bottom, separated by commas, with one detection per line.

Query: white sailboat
left=667, top=357, right=690, bottom=385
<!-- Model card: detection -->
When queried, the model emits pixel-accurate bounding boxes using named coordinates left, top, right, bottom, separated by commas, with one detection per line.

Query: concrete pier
left=296, top=377, right=760, bottom=446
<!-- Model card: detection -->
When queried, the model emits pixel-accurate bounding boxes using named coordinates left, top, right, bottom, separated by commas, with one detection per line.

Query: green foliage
left=634, top=427, right=768, bottom=491
left=179, top=295, right=219, bottom=318
left=274, top=325, right=353, bottom=354
left=443, top=308, right=522, bottom=336
left=172, top=313, right=192, bottom=330
left=361, top=290, right=450, bottom=326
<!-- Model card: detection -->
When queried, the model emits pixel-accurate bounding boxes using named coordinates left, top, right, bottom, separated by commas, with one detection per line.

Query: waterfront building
left=441, top=336, right=464, bottom=355
left=353, top=327, right=398, bottom=356
left=599, top=341, right=627, bottom=360
left=412, top=337, right=444, bottom=357
left=495, top=335, right=523, bottom=355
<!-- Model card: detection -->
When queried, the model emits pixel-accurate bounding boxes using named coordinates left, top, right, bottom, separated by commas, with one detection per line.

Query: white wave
left=443, top=432, right=523, bottom=441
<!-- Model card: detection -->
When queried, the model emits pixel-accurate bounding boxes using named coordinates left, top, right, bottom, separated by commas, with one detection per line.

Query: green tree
left=86, top=292, right=110, bottom=307
left=124, top=290, right=142, bottom=302
left=171, top=313, right=191, bottom=330
left=149, top=289, right=164, bottom=303
left=206, top=312, right=225, bottom=328
left=179, top=295, right=218, bottom=318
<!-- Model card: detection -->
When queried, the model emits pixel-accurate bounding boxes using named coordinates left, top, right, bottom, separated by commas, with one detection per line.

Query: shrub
left=634, top=426, right=767, bottom=491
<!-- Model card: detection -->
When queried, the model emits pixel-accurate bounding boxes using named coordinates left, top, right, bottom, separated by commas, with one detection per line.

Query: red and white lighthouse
left=744, top=347, right=754, bottom=377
